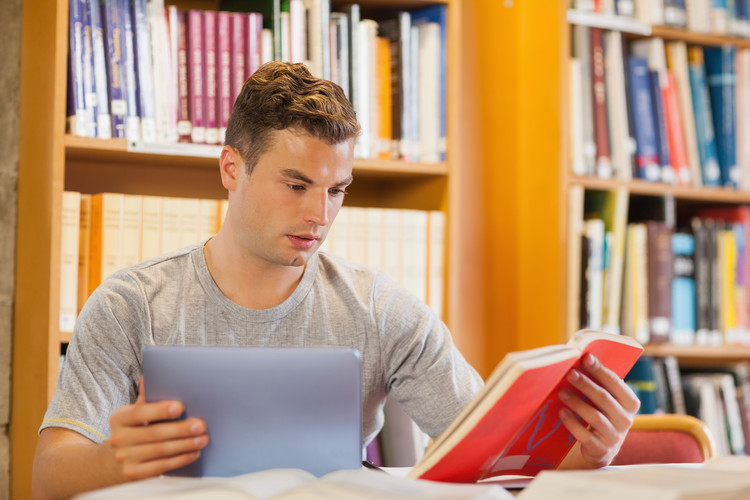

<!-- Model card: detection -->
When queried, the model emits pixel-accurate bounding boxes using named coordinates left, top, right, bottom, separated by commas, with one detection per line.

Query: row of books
left=626, top=355, right=750, bottom=457
left=66, top=0, right=446, bottom=163
left=573, top=0, right=750, bottom=37
left=59, top=191, right=446, bottom=332
left=573, top=187, right=750, bottom=347
left=570, top=25, right=750, bottom=190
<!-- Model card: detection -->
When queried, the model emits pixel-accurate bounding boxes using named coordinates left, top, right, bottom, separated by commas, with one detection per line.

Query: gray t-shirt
left=41, top=244, right=483, bottom=445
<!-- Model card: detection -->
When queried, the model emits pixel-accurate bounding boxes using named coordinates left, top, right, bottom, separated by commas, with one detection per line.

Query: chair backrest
left=610, top=414, right=717, bottom=466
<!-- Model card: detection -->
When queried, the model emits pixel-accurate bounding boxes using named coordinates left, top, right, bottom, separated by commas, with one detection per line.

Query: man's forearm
left=33, top=439, right=124, bottom=500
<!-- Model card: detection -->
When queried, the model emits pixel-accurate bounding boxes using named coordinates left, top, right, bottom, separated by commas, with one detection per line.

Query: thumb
left=136, top=375, right=146, bottom=404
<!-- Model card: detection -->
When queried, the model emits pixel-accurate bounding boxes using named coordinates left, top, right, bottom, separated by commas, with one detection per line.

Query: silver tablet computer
left=142, top=345, right=362, bottom=477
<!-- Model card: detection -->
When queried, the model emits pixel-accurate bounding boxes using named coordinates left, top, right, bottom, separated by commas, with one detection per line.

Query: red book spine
left=590, top=28, right=612, bottom=178
left=663, top=72, right=692, bottom=186
left=217, top=11, right=232, bottom=143
left=247, top=13, right=263, bottom=77
left=231, top=12, right=246, bottom=104
left=176, top=9, right=191, bottom=143
left=203, top=10, right=219, bottom=144
left=187, top=9, right=205, bottom=144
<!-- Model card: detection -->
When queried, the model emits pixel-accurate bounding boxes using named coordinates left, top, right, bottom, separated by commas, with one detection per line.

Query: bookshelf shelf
left=644, top=344, right=750, bottom=362
left=570, top=176, right=750, bottom=203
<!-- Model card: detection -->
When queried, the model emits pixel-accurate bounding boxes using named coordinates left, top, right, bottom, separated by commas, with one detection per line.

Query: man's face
left=228, top=128, right=354, bottom=269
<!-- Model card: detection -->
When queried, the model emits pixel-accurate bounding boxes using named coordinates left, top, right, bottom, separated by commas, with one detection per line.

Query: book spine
left=376, top=36, right=392, bottom=160
left=247, top=13, right=263, bottom=77
left=342, top=4, right=360, bottom=123
left=649, top=69, right=673, bottom=182
left=590, top=28, right=612, bottom=179
left=176, top=9, right=192, bottom=143
left=671, top=232, right=697, bottom=346
left=132, top=0, right=156, bottom=143
left=705, top=45, right=739, bottom=188
left=688, top=46, right=722, bottom=186
left=77, top=194, right=92, bottom=313
left=81, top=0, right=97, bottom=138
left=663, top=72, right=692, bottom=185
left=88, top=0, right=112, bottom=139
left=203, top=10, right=219, bottom=145
left=120, top=0, right=140, bottom=141
left=102, top=0, right=127, bottom=138
left=646, top=222, right=673, bottom=343
left=217, top=11, right=232, bottom=143
left=626, top=56, right=661, bottom=181
left=187, top=9, right=205, bottom=144
left=60, top=191, right=81, bottom=332
left=68, top=0, right=88, bottom=137
left=417, top=22, right=441, bottom=164
left=166, top=5, right=180, bottom=143
left=230, top=12, right=246, bottom=103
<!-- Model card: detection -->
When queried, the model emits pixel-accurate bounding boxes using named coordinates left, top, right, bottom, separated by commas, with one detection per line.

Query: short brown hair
left=224, top=62, right=361, bottom=173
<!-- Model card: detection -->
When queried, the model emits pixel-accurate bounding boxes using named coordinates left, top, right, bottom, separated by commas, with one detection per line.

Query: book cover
left=582, top=218, right=605, bottom=330
left=203, top=10, right=219, bottom=145
left=140, top=195, right=162, bottom=262
left=704, top=45, right=739, bottom=188
left=330, top=12, right=349, bottom=93
left=304, top=0, right=331, bottom=80
left=341, top=3, right=361, bottom=126
left=622, top=223, right=649, bottom=345
left=663, top=72, right=692, bottom=186
left=187, top=9, right=205, bottom=144
left=375, top=36, right=392, bottom=160
left=408, top=330, right=643, bottom=482
left=572, top=24, right=596, bottom=175
left=80, top=0, right=97, bottom=138
left=67, top=0, right=88, bottom=137
left=417, top=22, right=441, bottom=164
left=222, top=0, right=281, bottom=61
left=87, top=0, right=112, bottom=139
left=77, top=193, right=92, bottom=314
left=288, top=0, right=306, bottom=64
left=604, top=31, right=633, bottom=181
left=590, top=28, right=612, bottom=179
left=247, top=13, right=264, bottom=77
left=624, top=356, right=659, bottom=414
left=649, top=69, right=673, bottom=182
left=230, top=12, right=246, bottom=105
left=89, top=193, right=125, bottom=294
left=687, top=46, right=721, bottom=186
left=379, top=11, right=411, bottom=161
left=60, top=191, right=81, bottom=332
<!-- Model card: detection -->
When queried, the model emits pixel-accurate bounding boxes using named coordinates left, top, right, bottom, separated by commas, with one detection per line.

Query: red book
left=187, top=9, right=205, bottom=143
left=408, top=330, right=643, bottom=482
left=230, top=12, right=246, bottom=104
left=217, top=11, right=232, bottom=143
left=176, top=9, right=191, bottom=143
left=590, top=28, right=612, bottom=179
left=203, top=10, right=219, bottom=145
left=247, top=13, right=263, bottom=78
left=663, top=71, right=692, bottom=186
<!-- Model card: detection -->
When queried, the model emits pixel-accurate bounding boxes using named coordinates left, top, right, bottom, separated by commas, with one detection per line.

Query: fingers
left=110, top=399, right=184, bottom=429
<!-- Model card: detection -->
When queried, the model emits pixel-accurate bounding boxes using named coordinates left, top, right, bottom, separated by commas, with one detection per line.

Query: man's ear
left=219, top=145, right=242, bottom=191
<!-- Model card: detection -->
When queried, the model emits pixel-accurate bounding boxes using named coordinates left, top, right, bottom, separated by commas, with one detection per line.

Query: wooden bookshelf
left=12, top=1, right=484, bottom=499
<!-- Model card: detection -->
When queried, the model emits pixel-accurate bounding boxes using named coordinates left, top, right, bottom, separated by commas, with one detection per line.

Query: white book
left=198, top=199, right=220, bottom=242
left=569, top=58, right=587, bottom=176
left=121, top=194, right=143, bottom=268
left=365, top=207, right=385, bottom=271
left=303, top=0, right=330, bottom=79
left=604, top=31, right=633, bottom=181
left=427, top=210, right=445, bottom=318
left=401, top=210, right=428, bottom=303
left=348, top=206, right=368, bottom=265
left=289, top=0, right=306, bottom=64
left=60, top=191, right=81, bottom=332
left=355, top=20, right=378, bottom=159
left=583, top=218, right=605, bottom=330
left=140, top=195, right=163, bottom=261
left=178, top=198, right=201, bottom=248
left=160, top=196, right=181, bottom=253
left=572, top=24, right=595, bottom=175
left=634, top=0, right=664, bottom=25
left=261, top=29, right=273, bottom=64
left=417, top=22, right=441, bottom=164
left=666, top=41, right=701, bottom=187
left=383, top=209, right=403, bottom=284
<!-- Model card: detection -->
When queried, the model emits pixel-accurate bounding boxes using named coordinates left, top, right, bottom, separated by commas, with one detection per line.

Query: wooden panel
left=12, top=0, right=68, bottom=497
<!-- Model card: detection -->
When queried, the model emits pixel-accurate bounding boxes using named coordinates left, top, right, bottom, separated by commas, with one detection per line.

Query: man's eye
left=288, top=184, right=305, bottom=191
left=329, top=188, right=348, bottom=197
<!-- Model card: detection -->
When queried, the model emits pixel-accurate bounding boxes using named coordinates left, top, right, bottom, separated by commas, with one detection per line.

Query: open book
left=409, top=329, right=643, bottom=483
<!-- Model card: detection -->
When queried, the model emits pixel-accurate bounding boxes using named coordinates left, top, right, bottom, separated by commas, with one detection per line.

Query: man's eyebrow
left=280, top=169, right=353, bottom=187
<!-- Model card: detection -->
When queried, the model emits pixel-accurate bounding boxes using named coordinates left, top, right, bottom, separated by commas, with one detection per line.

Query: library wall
left=0, top=0, right=22, bottom=497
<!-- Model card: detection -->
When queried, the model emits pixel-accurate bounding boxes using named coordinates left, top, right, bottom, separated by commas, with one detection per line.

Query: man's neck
left=203, top=232, right=306, bottom=310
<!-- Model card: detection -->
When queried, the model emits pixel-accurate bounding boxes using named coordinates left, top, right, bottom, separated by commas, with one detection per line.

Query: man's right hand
left=32, top=378, right=209, bottom=500
left=107, top=377, right=209, bottom=481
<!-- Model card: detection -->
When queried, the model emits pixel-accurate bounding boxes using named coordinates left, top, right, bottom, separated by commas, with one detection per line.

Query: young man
left=32, top=62, right=639, bottom=500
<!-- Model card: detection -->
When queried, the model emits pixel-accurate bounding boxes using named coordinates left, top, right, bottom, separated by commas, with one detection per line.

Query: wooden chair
left=610, top=414, right=717, bottom=465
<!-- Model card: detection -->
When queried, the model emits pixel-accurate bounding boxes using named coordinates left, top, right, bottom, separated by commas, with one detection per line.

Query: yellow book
left=178, top=197, right=201, bottom=247
left=198, top=199, right=220, bottom=242
left=77, top=194, right=91, bottom=314
left=121, top=194, right=143, bottom=268
left=160, top=197, right=181, bottom=254
left=376, top=36, right=392, bottom=159
left=721, top=228, right=738, bottom=343
left=89, top=193, right=124, bottom=294
left=60, top=191, right=81, bottom=332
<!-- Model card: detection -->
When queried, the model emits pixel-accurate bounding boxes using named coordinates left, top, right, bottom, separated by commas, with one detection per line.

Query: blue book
left=67, top=0, right=88, bottom=136
left=649, top=70, right=672, bottom=182
left=120, top=0, right=140, bottom=141
left=101, top=0, right=127, bottom=138
left=671, top=232, right=696, bottom=346
left=132, top=0, right=156, bottom=142
left=704, top=45, right=738, bottom=188
left=87, top=0, right=111, bottom=139
left=627, top=56, right=660, bottom=182
left=625, top=357, right=659, bottom=414
left=411, top=5, right=446, bottom=162
left=687, top=48, right=721, bottom=186
left=80, top=0, right=97, bottom=137
left=664, top=0, right=687, bottom=27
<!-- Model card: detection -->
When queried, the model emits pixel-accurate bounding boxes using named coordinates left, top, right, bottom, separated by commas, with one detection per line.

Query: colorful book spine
left=187, top=9, right=205, bottom=143
left=649, top=69, right=673, bottom=183
left=590, top=28, right=612, bottom=179
left=672, top=232, right=696, bottom=346
left=101, top=0, right=128, bottom=138
left=247, top=13, right=263, bottom=77
left=176, top=9, right=192, bottom=143
left=203, top=10, right=220, bottom=145
left=68, top=0, right=88, bottom=137
left=120, top=0, right=141, bottom=141
left=80, top=0, right=97, bottom=138
left=217, top=11, right=232, bottom=143
left=663, top=72, right=692, bottom=185
left=132, top=0, right=156, bottom=143
left=230, top=12, right=246, bottom=103
left=646, top=221, right=673, bottom=343
left=687, top=46, right=722, bottom=186
left=87, top=0, right=112, bottom=139
left=705, top=45, right=739, bottom=188
left=626, top=55, right=660, bottom=181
